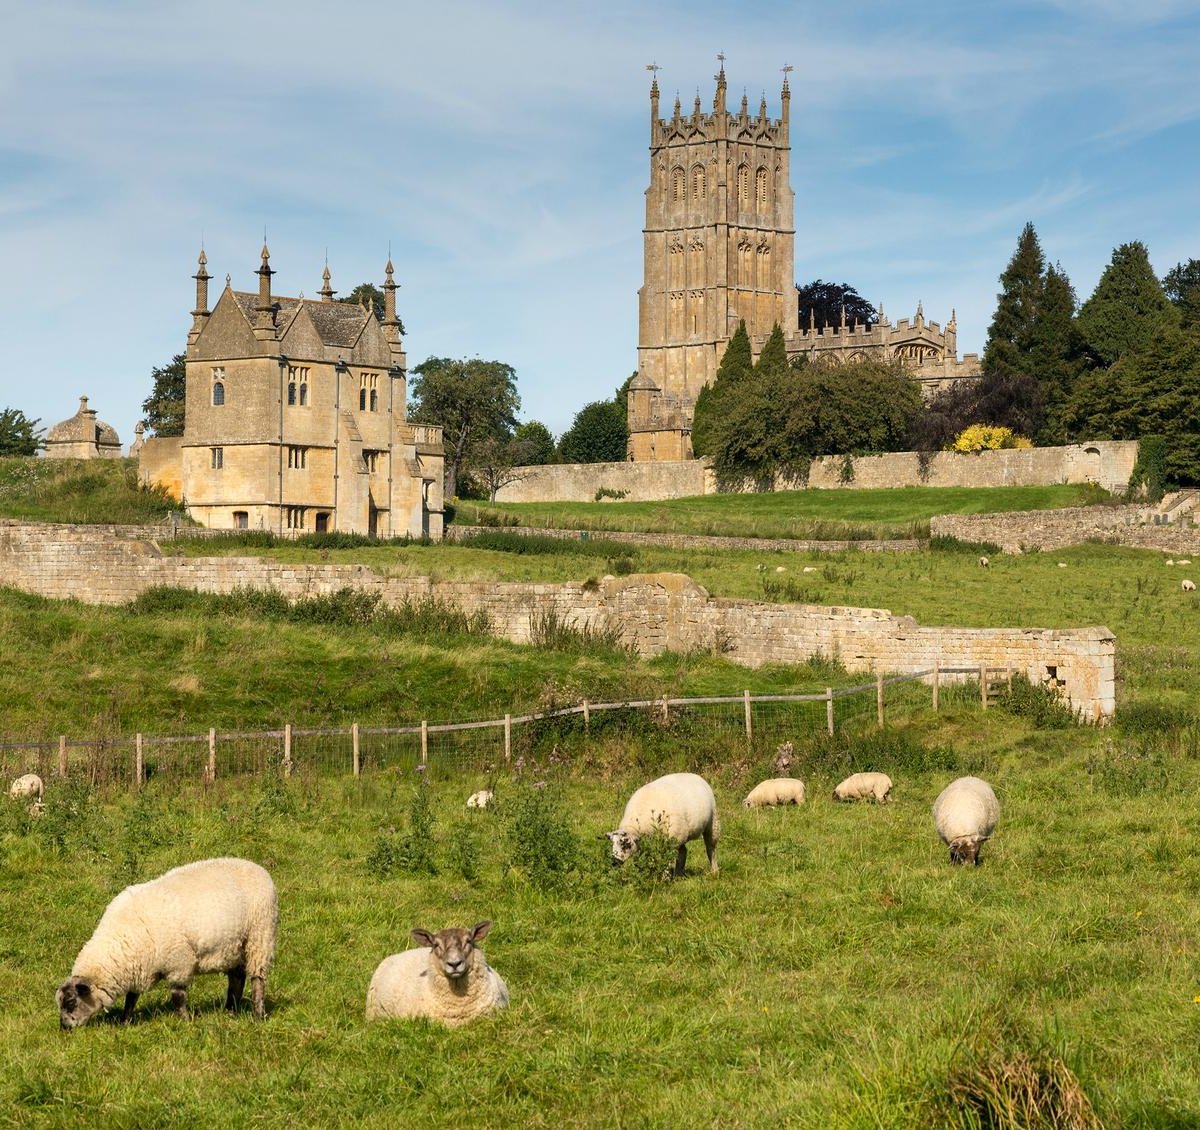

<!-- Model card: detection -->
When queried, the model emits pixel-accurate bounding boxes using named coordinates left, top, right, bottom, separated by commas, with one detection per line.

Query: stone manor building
left=630, top=64, right=980, bottom=461
left=139, top=247, right=444, bottom=538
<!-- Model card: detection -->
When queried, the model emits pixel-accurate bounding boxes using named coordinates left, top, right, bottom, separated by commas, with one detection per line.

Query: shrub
left=950, top=424, right=1033, bottom=453
left=366, top=776, right=437, bottom=877
left=529, top=608, right=626, bottom=654
left=503, top=780, right=579, bottom=893
left=997, top=674, right=1078, bottom=729
left=1115, top=699, right=1196, bottom=736
left=611, top=826, right=679, bottom=890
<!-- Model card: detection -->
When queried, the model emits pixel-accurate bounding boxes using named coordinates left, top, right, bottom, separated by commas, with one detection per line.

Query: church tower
left=631, top=62, right=796, bottom=460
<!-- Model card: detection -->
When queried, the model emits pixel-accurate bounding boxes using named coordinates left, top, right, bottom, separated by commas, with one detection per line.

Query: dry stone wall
left=931, top=506, right=1200, bottom=555
left=0, top=521, right=1115, bottom=720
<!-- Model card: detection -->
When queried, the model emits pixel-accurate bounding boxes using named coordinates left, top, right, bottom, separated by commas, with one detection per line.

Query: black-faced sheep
left=605, top=772, right=720, bottom=876
left=366, top=921, right=509, bottom=1026
left=832, top=772, right=893, bottom=803
left=932, top=776, right=1000, bottom=865
left=56, top=857, right=277, bottom=1028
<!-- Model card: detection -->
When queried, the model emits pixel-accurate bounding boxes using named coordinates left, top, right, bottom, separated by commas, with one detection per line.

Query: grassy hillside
left=456, top=483, right=1107, bottom=540
left=0, top=456, right=178, bottom=524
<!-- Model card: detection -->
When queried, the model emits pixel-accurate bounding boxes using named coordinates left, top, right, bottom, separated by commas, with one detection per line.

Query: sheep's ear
left=469, top=921, right=492, bottom=942
left=75, top=982, right=91, bottom=998
left=411, top=929, right=435, bottom=948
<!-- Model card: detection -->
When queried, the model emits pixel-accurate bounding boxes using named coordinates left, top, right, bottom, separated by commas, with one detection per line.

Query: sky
left=1, top=0, right=1198, bottom=445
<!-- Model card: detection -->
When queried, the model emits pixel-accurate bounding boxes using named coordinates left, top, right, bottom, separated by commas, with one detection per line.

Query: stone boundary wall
left=494, top=441, right=1139, bottom=503
left=447, top=524, right=921, bottom=554
left=931, top=506, right=1200, bottom=555
left=0, top=521, right=1114, bottom=719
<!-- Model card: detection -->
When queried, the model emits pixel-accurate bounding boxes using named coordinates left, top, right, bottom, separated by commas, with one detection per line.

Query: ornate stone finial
left=79, top=395, right=89, bottom=413
left=673, top=93, right=682, bottom=120
left=319, top=263, right=335, bottom=302
left=714, top=52, right=727, bottom=111
left=646, top=61, right=661, bottom=98
left=781, top=63, right=793, bottom=94
left=193, top=248, right=212, bottom=318
left=915, top=301, right=925, bottom=330
left=740, top=90, right=749, bottom=116
left=255, top=243, right=276, bottom=336
left=949, top=307, right=957, bottom=329
left=839, top=303, right=847, bottom=329
left=225, top=273, right=231, bottom=286
left=693, top=89, right=702, bottom=118
left=383, top=258, right=401, bottom=338
left=759, top=92, right=768, bottom=120
left=808, top=308, right=816, bottom=331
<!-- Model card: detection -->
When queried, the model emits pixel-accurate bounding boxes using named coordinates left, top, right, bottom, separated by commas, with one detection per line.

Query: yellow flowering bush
left=950, top=424, right=1034, bottom=453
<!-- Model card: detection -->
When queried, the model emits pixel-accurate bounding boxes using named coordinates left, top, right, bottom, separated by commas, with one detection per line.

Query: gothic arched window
left=756, top=167, right=768, bottom=210
left=212, top=382, right=225, bottom=406
left=736, top=164, right=749, bottom=208
left=671, top=167, right=685, bottom=202
left=691, top=165, right=706, bottom=202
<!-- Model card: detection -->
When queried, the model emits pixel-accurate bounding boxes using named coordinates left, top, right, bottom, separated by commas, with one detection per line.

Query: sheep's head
left=412, top=921, right=492, bottom=981
left=949, top=839, right=982, bottom=866
left=56, top=977, right=104, bottom=1030
left=605, top=830, right=639, bottom=865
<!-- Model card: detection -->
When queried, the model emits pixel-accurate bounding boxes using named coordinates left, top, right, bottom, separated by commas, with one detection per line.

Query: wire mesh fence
left=0, top=665, right=1020, bottom=792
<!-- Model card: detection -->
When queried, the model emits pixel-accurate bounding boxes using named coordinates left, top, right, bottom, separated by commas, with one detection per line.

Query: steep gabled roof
left=230, top=291, right=370, bottom=348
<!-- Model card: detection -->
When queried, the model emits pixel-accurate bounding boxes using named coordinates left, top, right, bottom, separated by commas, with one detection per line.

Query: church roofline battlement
left=650, top=63, right=789, bottom=148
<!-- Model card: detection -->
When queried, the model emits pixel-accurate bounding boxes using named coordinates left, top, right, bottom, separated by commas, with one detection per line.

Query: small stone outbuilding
left=44, top=396, right=122, bottom=459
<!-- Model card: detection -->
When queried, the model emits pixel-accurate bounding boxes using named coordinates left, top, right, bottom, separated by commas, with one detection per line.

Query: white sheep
left=605, top=772, right=720, bottom=876
left=1183, top=579, right=1196, bottom=592
left=9, top=773, right=44, bottom=802
left=743, top=778, right=806, bottom=807
left=1057, top=562, right=1067, bottom=568
left=366, top=921, right=509, bottom=1026
left=56, top=857, right=277, bottom=1028
left=1180, top=559, right=1192, bottom=566
left=775, top=565, right=786, bottom=573
left=466, top=789, right=494, bottom=809
left=802, top=565, right=818, bottom=574
left=933, top=776, right=1000, bottom=866
left=832, top=772, right=893, bottom=803
left=1167, top=559, right=1176, bottom=566
left=978, top=556, right=989, bottom=568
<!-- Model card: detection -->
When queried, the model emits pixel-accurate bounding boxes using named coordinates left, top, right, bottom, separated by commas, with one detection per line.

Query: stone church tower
left=633, top=63, right=796, bottom=461
left=630, top=64, right=979, bottom=462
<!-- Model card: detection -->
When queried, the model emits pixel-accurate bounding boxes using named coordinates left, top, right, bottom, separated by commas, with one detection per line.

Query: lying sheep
left=1180, top=559, right=1192, bottom=566
left=743, top=778, right=806, bottom=807
left=833, top=772, right=893, bottom=803
left=802, top=566, right=818, bottom=574
left=366, top=921, right=508, bottom=1026
left=606, top=772, right=720, bottom=876
left=56, top=857, right=277, bottom=1028
left=933, top=776, right=999, bottom=865
left=9, top=773, right=43, bottom=802
left=1183, top=579, right=1196, bottom=592
left=466, top=789, right=494, bottom=809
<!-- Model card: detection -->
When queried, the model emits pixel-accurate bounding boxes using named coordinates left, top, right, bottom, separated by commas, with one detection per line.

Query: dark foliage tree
left=1163, top=258, right=1200, bottom=329
left=982, top=223, right=1046, bottom=383
left=558, top=399, right=628, bottom=464
left=693, top=321, right=753, bottom=457
left=796, top=281, right=876, bottom=331
left=513, top=421, right=556, bottom=465
left=141, top=353, right=187, bottom=437
left=0, top=408, right=44, bottom=456
left=1075, top=241, right=1177, bottom=366
left=409, top=357, right=520, bottom=498
left=1029, top=263, right=1082, bottom=441
left=906, top=380, right=983, bottom=452
left=339, top=282, right=404, bottom=332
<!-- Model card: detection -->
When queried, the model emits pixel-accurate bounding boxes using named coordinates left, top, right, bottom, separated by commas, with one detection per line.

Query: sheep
left=9, top=773, right=43, bottom=802
left=743, top=778, right=806, bottom=807
left=366, top=921, right=508, bottom=1026
left=1166, top=559, right=1176, bottom=566
left=802, top=565, right=818, bottom=573
left=605, top=772, right=720, bottom=876
left=56, top=857, right=277, bottom=1029
left=978, top=556, right=989, bottom=568
left=1180, top=559, right=1192, bottom=566
left=775, top=565, right=786, bottom=573
left=466, top=789, right=494, bottom=809
left=832, top=772, right=893, bottom=803
left=1057, top=562, right=1068, bottom=568
left=1183, top=580, right=1196, bottom=592
left=932, top=776, right=1000, bottom=866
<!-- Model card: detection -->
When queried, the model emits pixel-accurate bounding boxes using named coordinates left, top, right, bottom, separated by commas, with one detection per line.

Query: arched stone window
left=756, top=167, right=768, bottom=210
left=691, top=165, right=706, bottom=201
left=359, top=388, right=367, bottom=411
left=736, top=164, right=749, bottom=208
left=671, top=167, right=685, bottom=202
left=299, top=379, right=308, bottom=406
left=212, top=382, right=225, bottom=406
left=287, top=381, right=296, bottom=406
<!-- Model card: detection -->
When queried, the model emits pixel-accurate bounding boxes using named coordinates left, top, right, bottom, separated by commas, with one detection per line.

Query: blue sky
left=1, top=0, right=1198, bottom=445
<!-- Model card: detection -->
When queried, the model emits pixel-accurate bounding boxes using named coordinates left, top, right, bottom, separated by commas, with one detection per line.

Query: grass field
left=0, top=457, right=178, bottom=525
left=455, top=483, right=1107, bottom=540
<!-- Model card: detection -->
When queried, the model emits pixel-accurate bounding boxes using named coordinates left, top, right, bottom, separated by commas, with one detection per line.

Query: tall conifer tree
left=1076, top=241, right=1177, bottom=365
left=983, top=223, right=1046, bottom=381
left=692, top=320, right=753, bottom=456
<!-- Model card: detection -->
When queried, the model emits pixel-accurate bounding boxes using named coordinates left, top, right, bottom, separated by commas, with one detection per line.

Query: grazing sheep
left=775, top=565, right=786, bottom=573
left=606, top=772, right=720, bottom=876
left=1167, top=559, right=1176, bottom=566
left=366, top=921, right=508, bottom=1026
left=56, top=857, right=277, bottom=1029
left=832, top=772, right=893, bottom=803
left=933, top=776, right=999, bottom=866
left=743, top=778, right=807, bottom=807
left=9, top=773, right=44, bottom=802
left=1057, top=562, right=1068, bottom=568
left=802, top=566, right=818, bottom=574
left=1184, top=579, right=1196, bottom=592
left=466, top=789, right=494, bottom=809
left=978, top=556, right=989, bottom=568
left=1180, top=559, right=1192, bottom=566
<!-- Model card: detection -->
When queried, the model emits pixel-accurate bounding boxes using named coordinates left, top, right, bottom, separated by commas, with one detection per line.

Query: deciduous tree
left=141, top=353, right=187, bottom=437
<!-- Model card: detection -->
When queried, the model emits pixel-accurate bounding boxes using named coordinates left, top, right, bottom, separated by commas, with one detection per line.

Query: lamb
left=366, top=921, right=509, bottom=1026
left=466, top=789, right=494, bottom=809
left=1183, top=579, right=1196, bottom=592
left=978, top=556, right=989, bottom=568
left=9, top=773, right=44, bottom=802
left=743, top=778, right=806, bottom=807
left=56, top=857, right=277, bottom=1029
left=932, top=776, right=1000, bottom=865
left=605, top=772, right=720, bottom=876
left=832, top=772, right=893, bottom=803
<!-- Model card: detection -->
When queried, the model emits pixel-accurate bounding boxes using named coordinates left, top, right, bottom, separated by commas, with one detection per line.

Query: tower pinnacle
left=319, top=263, right=335, bottom=302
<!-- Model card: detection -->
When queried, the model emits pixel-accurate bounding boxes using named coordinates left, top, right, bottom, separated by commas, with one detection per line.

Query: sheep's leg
left=170, top=986, right=190, bottom=1019
left=225, top=966, right=246, bottom=1012
left=251, top=975, right=266, bottom=1020
left=703, top=826, right=719, bottom=873
left=674, top=843, right=688, bottom=876
left=121, top=991, right=139, bottom=1022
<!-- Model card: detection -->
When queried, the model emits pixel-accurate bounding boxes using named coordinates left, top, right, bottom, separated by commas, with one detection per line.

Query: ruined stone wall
left=0, top=521, right=1115, bottom=719
left=931, top=506, right=1200, bottom=555
left=494, top=442, right=1139, bottom=503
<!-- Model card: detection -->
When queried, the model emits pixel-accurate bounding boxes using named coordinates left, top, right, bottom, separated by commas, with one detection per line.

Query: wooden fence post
left=352, top=723, right=361, bottom=779
left=743, top=689, right=753, bottom=744
left=421, top=720, right=428, bottom=765
left=283, top=723, right=293, bottom=777
left=826, top=687, right=834, bottom=736
left=134, top=734, right=143, bottom=791
left=661, top=695, right=669, bottom=724
left=582, top=699, right=590, bottom=734
left=504, top=714, right=512, bottom=762
left=58, top=735, right=68, bottom=778
left=876, top=671, right=885, bottom=729
left=932, top=663, right=940, bottom=713
left=207, top=728, right=216, bottom=784
left=1006, top=668, right=1013, bottom=695
left=980, top=664, right=988, bottom=709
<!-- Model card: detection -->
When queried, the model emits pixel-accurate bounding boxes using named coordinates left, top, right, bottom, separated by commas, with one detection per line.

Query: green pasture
left=455, top=483, right=1105, bottom=540
left=0, top=457, right=177, bottom=525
